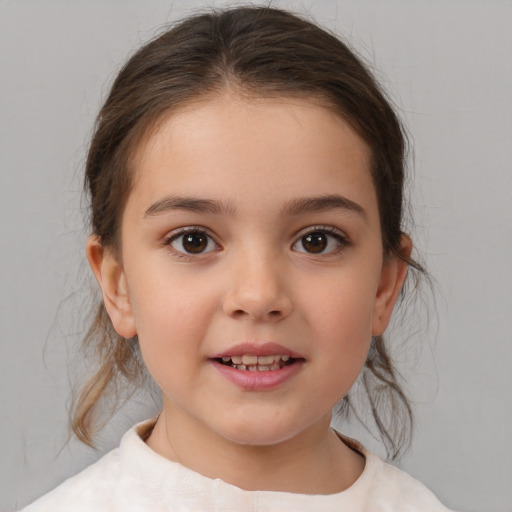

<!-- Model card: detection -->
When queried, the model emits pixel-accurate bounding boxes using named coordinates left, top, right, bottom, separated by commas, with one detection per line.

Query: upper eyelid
left=164, top=226, right=221, bottom=259
left=162, top=224, right=348, bottom=246
left=165, top=225, right=217, bottom=240
left=291, top=225, right=350, bottom=256
left=292, top=224, right=348, bottom=240
left=163, top=225, right=222, bottom=250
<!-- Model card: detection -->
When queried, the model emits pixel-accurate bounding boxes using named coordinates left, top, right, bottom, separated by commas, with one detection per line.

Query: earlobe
left=371, top=235, right=412, bottom=336
left=86, top=235, right=137, bottom=338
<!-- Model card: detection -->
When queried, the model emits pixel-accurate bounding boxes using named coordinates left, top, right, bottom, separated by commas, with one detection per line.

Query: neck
left=146, top=403, right=365, bottom=495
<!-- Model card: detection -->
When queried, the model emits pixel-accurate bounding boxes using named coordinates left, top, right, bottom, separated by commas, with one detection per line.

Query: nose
left=222, top=251, right=293, bottom=322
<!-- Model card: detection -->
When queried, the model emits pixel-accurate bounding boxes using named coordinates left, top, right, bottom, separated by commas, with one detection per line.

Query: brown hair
left=73, top=6, right=424, bottom=459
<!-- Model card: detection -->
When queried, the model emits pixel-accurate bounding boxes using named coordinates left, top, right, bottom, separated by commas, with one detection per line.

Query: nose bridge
left=223, top=241, right=292, bottom=321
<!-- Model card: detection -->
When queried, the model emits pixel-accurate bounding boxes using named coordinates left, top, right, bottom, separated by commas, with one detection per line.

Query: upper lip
left=210, top=342, right=302, bottom=359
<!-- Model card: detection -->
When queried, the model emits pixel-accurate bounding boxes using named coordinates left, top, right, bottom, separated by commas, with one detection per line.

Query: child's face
left=92, top=92, right=407, bottom=447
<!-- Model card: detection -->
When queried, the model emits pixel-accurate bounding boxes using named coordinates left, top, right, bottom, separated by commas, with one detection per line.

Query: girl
left=24, top=6, right=452, bottom=511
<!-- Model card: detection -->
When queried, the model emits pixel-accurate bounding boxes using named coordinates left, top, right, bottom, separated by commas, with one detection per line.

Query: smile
left=210, top=343, right=304, bottom=390
left=217, top=354, right=292, bottom=371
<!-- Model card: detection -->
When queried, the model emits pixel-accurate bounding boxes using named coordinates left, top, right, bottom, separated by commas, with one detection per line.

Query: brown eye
left=302, top=232, right=328, bottom=253
left=292, top=227, right=347, bottom=255
left=183, top=232, right=208, bottom=253
left=169, top=229, right=217, bottom=255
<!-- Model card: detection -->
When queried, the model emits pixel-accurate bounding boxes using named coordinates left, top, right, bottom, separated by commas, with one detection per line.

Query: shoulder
left=21, top=448, right=126, bottom=512
left=21, top=420, right=157, bottom=512
left=21, top=449, right=117, bottom=511
left=335, top=434, right=454, bottom=512
left=363, top=451, right=454, bottom=511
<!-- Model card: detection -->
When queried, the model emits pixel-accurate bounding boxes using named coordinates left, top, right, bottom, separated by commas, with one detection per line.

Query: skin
left=87, top=92, right=410, bottom=494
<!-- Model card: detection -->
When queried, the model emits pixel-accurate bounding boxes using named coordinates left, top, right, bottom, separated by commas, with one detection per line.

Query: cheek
left=311, top=274, right=378, bottom=339
left=128, top=272, right=221, bottom=366
left=129, top=259, right=215, bottom=327
left=304, top=270, right=378, bottom=381
left=319, top=297, right=373, bottom=370
left=316, top=305, right=372, bottom=401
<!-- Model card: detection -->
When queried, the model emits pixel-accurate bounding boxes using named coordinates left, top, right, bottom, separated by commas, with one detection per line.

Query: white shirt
left=23, top=419, right=453, bottom=511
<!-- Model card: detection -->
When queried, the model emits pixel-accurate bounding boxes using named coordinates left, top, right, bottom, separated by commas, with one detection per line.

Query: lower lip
left=210, top=359, right=303, bottom=390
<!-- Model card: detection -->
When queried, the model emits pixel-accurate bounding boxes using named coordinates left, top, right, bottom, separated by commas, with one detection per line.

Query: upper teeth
left=222, top=354, right=291, bottom=365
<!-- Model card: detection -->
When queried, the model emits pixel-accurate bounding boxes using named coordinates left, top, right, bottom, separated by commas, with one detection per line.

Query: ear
left=371, top=235, right=412, bottom=337
left=86, top=235, right=137, bottom=338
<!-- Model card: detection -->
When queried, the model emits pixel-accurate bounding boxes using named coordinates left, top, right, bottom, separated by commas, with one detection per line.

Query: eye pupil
left=183, top=232, right=208, bottom=253
left=302, top=232, right=327, bottom=253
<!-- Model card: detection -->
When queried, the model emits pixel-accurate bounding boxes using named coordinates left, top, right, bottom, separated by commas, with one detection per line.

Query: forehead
left=126, top=93, right=378, bottom=222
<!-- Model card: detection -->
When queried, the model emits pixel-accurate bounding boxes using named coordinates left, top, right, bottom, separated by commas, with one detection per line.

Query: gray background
left=1, top=1, right=511, bottom=511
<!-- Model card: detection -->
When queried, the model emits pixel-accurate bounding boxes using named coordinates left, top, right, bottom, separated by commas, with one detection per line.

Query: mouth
left=215, top=354, right=295, bottom=372
left=211, top=345, right=304, bottom=389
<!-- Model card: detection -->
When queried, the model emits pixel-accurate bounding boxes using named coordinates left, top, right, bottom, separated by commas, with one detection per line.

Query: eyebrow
left=144, top=193, right=366, bottom=220
left=281, top=194, right=367, bottom=220
left=144, top=196, right=236, bottom=217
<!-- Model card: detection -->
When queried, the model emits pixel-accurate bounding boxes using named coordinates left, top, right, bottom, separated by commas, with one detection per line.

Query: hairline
left=103, top=84, right=386, bottom=260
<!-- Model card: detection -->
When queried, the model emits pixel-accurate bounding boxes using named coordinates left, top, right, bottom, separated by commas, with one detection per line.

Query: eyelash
left=163, top=225, right=349, bottom=258
left=292, top=225, right=349, bottom=255
left=163, top=226, right=220, bottom=259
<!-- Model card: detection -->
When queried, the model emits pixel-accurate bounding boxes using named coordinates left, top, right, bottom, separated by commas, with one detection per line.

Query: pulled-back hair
left=74, top=6, right=424, bottom=459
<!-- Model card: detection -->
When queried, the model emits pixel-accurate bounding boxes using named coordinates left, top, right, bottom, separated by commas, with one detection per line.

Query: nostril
left=230, top=308, right=282, bottom=319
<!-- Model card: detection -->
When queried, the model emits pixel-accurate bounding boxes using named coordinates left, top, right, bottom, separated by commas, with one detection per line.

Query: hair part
left=74, top=6, right=425, bottom=460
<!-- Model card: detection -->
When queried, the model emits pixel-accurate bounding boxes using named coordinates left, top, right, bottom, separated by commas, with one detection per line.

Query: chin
left=216, top=417, right=311, bottom=448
